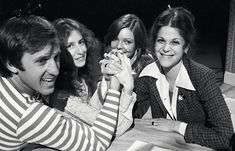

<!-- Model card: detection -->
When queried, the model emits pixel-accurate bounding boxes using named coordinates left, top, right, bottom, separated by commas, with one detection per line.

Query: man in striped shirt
left=0, top=15, right=121, bottom=151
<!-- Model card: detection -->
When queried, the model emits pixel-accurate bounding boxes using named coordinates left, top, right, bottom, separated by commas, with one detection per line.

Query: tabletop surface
left=108, top=119, right=214, bottom=151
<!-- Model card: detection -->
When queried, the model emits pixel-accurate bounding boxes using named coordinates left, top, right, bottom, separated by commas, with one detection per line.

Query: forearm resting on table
left=116, top=92, right=136, bottom=136
left=17, top=89, right=120, bottom=151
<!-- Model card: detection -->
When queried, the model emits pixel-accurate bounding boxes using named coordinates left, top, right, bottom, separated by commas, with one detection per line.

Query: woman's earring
left=168, top=4, right=172, bottom=9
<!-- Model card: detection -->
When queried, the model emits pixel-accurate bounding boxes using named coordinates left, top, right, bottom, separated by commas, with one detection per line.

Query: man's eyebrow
left=33, top=55, right=48, bottom=62
left=33, top=50, right=52, bottom=62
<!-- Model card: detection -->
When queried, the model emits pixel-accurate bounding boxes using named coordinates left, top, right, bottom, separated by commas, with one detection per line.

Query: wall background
left=0, top=0, right=231, bottom=84
left=0, top=0, right=230, bottom=42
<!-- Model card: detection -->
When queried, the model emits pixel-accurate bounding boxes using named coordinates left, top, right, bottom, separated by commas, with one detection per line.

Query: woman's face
left=67, top=30, right=87, bottom=68
left=110, top=28, right=136, bottom=58
left=154, top=26, right=187, bottom=70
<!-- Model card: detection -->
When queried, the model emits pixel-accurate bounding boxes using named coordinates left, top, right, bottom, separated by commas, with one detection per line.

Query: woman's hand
left=99, top=51, right=122, bottom=80
left=100, top=50, right=134, bottom=95
left=114, top=53, right=134, bottom=95
left=143, top=118, right=181, bottom=133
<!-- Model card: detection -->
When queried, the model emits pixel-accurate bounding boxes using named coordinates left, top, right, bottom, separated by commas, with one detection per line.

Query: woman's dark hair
left=105, top=14, right=148, bottom=53
left=149, top=7, right=196, bottom=50
left=105, top=14, right=153, bottom=76
left=53, top=18, right=102, bottom=96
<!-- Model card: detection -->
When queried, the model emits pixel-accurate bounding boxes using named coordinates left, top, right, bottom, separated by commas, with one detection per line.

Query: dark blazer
left=133, top=54, right=234, bottom=150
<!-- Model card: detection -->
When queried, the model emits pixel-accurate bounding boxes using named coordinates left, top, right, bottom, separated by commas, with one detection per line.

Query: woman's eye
left=156, top=38, right=164, bottom=43
left=171, top=41, right=180, bottom=45
left=79, top=39, right=85, bottom=46
left=111, top=39, right=118, bottom=43
left=66, top=44, right=73, bottom=49
left=123, top=40, right=132, bottom=45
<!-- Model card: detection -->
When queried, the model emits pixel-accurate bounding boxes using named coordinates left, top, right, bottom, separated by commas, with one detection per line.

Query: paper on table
left=127, top=140, right=173, bottom=151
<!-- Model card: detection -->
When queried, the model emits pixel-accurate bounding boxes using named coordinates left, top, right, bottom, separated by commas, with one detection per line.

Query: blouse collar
left=139, top=61, right=195, bottom=91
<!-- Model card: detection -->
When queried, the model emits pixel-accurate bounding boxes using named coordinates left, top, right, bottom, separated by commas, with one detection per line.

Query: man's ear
left=6, top=62, right=18, bottom=74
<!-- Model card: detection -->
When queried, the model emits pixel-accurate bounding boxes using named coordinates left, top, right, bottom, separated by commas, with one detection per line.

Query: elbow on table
left=184, top=125, right=233, bottom=150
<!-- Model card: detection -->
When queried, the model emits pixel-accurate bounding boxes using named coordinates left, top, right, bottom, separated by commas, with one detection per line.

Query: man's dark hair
left=0, top=15, right=59, bottom=77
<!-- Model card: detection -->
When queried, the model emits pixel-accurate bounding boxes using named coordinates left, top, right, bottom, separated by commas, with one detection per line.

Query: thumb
left=117, top=53, right=131, bottom=67
left=123, top=54, right=131, bottom=67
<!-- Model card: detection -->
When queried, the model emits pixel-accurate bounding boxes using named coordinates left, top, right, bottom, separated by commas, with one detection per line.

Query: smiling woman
left=49, top=18, right=103, bottom=123
left=110, top=28, right=136, bottom=59
left=66, top=30, right=87, bottom=67
left=154, top=26, right=187, bottom=72
left=104, top=14, right=154, bottom=77
left=133, top=7, right=234, bottom=150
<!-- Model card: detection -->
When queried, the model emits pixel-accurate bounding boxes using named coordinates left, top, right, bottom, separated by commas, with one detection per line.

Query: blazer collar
left=139, top=61, right=161, bottom=79
left=175, top=64, right=195, bottom=91
left=139, top=59, right=195, bottom=92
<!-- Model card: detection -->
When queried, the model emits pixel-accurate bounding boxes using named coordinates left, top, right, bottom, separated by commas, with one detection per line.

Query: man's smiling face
left=15, top=45, right=61, bottom=96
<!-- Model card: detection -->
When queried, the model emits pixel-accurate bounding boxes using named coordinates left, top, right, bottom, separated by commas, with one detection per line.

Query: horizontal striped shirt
left=0, top=76, right=120, bottom=151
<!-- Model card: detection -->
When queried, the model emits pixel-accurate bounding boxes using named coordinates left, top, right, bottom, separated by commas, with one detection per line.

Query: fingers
left=122, top=54, right=131, bottom=66
left=151, top=118, right=166, bottom=125
left=152, top=121, right=156, bottom=126
left=105, top=49, right=130, bottom=68
left=110, top=49, right=123, bottom=55
left=116, top=53, right=132, bottom=74
left=101, top=50, right=133, bottom=82
left=141, top=118, right=168, bottom=126
left=107, top=61, right=122, bottom=72
left=117, top=53, right=129, bottom=65
left=100, top=59, right=122, bottom=75
left=110, top=54, right=120, bottom=62
left=145, top=125, right=157, bottom=129
left=104, top=53, right=110, bottom=60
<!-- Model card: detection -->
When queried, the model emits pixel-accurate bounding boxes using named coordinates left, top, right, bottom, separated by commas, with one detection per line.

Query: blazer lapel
left=177, top=88, right=187, bottom=116
left=149, top=78, right=168, bottom=117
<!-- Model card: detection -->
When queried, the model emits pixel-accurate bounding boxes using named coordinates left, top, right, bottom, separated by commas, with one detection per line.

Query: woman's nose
left=116, top=41, right=123, bottom=50
left=163, top=43, right=170, bottom=52
left=75, top=44, right=86, bottom=53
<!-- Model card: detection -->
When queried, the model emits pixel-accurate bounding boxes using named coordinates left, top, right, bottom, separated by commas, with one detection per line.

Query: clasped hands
left=99, top=49, right=134, bottom=93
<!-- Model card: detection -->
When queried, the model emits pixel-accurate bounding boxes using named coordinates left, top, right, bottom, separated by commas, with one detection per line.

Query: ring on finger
left=152, top=121, right=155, bottom=125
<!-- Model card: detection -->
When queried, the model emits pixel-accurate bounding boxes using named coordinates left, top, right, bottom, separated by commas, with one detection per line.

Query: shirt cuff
left=119, top=91, right=136, bottom=112
left=119, top=98, right=136, bottom=120
left=178, top=122, right=187, bottom=136
left=100, top=76, right=108, bottom=99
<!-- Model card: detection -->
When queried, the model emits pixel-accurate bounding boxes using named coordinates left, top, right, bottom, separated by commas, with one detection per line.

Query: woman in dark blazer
left=133, top=7, right=234, bottom=150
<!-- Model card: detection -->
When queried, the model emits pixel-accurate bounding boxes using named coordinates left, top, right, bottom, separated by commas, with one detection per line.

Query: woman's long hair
left=104, top=14, right=154, bottom=77
left=54, top=18, right=102, bottom=97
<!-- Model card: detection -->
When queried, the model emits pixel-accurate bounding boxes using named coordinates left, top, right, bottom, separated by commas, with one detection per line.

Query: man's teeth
left=42, top=79, right=53, bottom=82
left=75, top=57, right=83, bottom=60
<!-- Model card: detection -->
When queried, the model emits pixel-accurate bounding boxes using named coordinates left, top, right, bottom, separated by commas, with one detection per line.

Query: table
left=108, top=119, right=214, bottom=151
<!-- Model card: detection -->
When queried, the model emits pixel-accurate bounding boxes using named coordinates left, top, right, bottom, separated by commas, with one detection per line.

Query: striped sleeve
left=16, top=89, right=120, bottom=151
left=92, top=89, right=120, bottom=147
